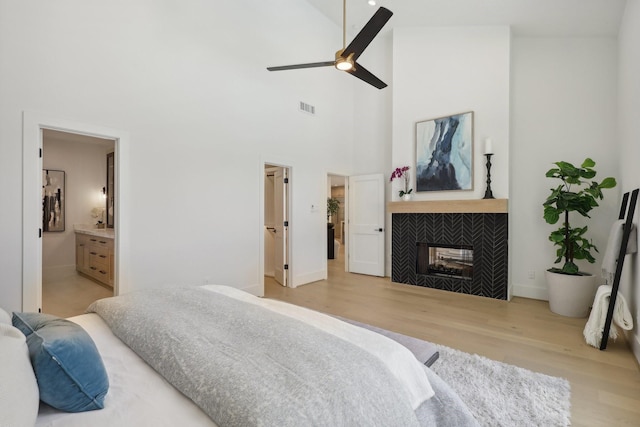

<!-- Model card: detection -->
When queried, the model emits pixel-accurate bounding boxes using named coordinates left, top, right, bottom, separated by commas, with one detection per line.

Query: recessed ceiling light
left=368, top=0, right=376, bottom=5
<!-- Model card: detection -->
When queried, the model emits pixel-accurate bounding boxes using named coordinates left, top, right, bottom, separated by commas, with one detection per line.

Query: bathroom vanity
left=75, top=226, right=114, bottom=288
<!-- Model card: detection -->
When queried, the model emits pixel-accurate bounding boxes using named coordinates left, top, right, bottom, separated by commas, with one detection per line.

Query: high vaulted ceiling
left=305, top=0, right=627, bottom=37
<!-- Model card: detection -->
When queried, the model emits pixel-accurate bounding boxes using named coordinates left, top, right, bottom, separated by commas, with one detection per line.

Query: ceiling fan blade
left=347, top=62, right=387, bottom=89
left=267, top=61, right=335, bottom=71
left=342, top=7, right=392, bottom=61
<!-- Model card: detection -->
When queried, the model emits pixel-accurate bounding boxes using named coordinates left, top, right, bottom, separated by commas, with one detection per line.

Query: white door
left=273, top=168, right=288, bottom=286
left=348, top=173, right=385, bottom=276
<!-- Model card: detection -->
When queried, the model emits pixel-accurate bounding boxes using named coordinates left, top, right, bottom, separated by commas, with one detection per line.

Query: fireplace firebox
left=416, top=243, right=474, bottom=280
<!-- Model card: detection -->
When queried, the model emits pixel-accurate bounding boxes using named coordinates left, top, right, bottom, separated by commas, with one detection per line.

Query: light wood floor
left=43, top=273, right=113, bottom=318
left=265, top=250, right=640, bottom=427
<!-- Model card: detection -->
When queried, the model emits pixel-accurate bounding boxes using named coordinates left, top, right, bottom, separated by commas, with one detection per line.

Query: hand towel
left=601, top=220, right=637, bottom=285
left=583, top=284, right=633, bottom=348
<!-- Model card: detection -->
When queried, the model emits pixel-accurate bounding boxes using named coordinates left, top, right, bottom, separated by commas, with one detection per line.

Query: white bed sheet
left=35, top=313, right=218, bottom=427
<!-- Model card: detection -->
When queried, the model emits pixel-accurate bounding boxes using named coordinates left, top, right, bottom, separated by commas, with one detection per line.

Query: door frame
left=260, top=160, right=292, bottom=291
left=22, top=111, right=130, bottom=312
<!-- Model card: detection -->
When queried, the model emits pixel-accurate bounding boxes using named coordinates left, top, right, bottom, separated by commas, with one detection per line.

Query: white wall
left=42, top=137, right=111, bottom=281
left=618, top=0, right=640, bottom=363
left=510, top=36, right=620, bottom=300
left=0, top=0, right=373, bottom=312
left=391, top=26, right=511, bottom=202
left=387, top=26, right=622, bottom=303
left=388, top=26, right=511, bottom=277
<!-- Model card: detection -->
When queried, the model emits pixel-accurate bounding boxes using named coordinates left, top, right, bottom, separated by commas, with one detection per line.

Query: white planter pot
left=545, top=270, right=597, bottom=318
left=402, top=194, right=412, bottom=201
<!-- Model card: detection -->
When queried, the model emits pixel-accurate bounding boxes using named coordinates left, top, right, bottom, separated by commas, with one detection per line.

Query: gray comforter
left=88, top=286, right=477, bottom=427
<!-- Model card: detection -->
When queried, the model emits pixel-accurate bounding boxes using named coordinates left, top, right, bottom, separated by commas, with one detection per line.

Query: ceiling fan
left=266, top=0, right=393, bottom=89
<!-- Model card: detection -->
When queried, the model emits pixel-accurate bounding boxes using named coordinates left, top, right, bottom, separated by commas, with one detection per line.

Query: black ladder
left=600, top=188, right=639, bottom=350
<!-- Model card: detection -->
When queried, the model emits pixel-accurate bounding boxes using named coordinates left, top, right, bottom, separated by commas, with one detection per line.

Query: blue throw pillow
left=12, top=312, right=109, bottom=412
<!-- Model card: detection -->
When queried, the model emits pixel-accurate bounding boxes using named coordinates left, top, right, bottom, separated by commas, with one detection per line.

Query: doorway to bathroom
left=22, top=111, right=130, bottom=314
left=41, top=130, right=115, bottom=317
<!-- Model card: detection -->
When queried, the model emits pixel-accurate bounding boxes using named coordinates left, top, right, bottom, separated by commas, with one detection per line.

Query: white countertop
left=74, top=224, right=115, bottom=239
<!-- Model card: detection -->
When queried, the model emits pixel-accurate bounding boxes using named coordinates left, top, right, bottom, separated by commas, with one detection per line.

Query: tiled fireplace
left=389, top=199, right=508, bottom=300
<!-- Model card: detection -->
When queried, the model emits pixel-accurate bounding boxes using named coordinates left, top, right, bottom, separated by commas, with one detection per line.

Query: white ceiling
left=305, top=0, right=627, bottom=37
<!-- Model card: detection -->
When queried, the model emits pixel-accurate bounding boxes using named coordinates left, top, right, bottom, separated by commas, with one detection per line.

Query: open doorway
left=22, top=112, right=130, bottom=314
left=41, top=130, right=115, bottom=317
left=327, top=174, right=348, bottom=276
left=264, top=164, right=290, bottom=287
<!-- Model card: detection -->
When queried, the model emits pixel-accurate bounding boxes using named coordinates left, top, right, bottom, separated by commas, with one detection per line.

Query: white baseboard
left=627, top=330, right=640, bottom=366
left=42, top=265, right=77, bottom=284
left=512, top=283, right=548, bottom=301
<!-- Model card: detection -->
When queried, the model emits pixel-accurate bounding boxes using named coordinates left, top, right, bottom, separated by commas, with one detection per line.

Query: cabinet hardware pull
left=90, top=267, right=97, bottom=270
left=99, top=241, right=107, bottom=244
left=99, top=270, right=107, bottom=274
left=90, top=252, right=97, bottom=255
left=99, top=255, right=106, bottom=258
left=90, top=239, right=97, bottom=242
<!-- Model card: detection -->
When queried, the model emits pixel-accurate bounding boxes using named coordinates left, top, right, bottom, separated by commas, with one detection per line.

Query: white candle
left=484, top=138, right=493, bottom=154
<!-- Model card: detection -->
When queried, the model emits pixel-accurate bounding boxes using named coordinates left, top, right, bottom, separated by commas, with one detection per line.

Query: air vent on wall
left=299, top=101, right=316, bottom=115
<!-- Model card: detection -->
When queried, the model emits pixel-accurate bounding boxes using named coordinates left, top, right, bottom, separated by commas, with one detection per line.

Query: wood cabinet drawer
left=89, top=251, right=109, bottom=268
left=87, top=265, right=110, bottom=280
left=87, top=237, right=113, bottom=249
left=75, top=231, right=114, bottom=288
left=88, top=244, right=109, bottom=258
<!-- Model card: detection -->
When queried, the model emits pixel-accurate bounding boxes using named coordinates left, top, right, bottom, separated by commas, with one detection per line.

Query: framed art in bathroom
left=42, top=169, right=65, bottom=232
left=415, top=111, right=473, bottom=192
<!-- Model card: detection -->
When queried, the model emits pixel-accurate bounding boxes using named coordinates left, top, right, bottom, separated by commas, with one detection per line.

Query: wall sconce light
left=102, top=187, right=106, bottom=199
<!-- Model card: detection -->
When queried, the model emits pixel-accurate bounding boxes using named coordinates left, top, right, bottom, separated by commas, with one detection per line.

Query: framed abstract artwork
left=42, top=169, right=65, bottom=232
left=415, top=111, right=473, bottom=192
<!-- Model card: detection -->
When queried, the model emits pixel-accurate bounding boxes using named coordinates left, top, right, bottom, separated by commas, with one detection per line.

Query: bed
left=1, top=285, right=479, bottom=427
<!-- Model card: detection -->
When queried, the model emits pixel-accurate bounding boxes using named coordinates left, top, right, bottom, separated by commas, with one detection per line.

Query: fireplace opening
left=416, top=242, right=474, bottom=280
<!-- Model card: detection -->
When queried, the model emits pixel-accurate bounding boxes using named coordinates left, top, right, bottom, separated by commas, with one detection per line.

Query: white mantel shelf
left=387, top=198, right=508, bottom=214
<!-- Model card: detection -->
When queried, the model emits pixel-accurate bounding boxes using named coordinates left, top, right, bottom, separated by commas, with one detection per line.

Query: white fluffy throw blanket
left=584, top=285, right=633, bottom=348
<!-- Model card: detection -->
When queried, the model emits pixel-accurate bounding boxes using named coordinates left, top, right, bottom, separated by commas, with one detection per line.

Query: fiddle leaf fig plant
left=327, top=197, right=340, bottom=222
left=543, top=158, right=616, bottom=275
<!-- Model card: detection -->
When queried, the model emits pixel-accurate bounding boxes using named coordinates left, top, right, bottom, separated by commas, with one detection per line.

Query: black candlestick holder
left=483, top=153, right=495, bottom=199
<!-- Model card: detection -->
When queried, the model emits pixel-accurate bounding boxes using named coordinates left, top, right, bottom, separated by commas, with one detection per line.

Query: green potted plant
left=542, top=158, right=616, bottom=317
left=327, top=197, right=340, bottom=229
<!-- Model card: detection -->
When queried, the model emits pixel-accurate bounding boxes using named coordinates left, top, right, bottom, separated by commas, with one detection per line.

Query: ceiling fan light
left=335, top=51, right=355, bottom=71
left=335, top=59, right=353, bottom=71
